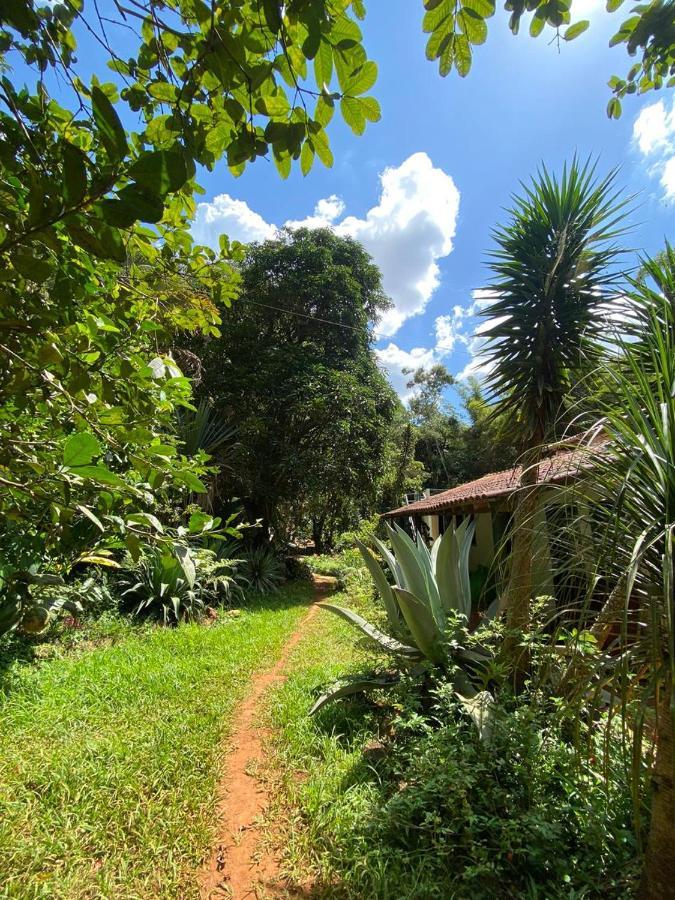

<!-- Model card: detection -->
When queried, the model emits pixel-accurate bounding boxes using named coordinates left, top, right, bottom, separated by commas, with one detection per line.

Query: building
left=383, top=437, right=602, bottom=594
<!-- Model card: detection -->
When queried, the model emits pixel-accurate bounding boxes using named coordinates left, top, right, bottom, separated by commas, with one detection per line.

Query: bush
left=284, top=556, right=313, bottom=581
left=239, top=546, right=286, bottom=593
left=305, top=679, right=639, bottom=898
left=120, top=546, right=205, bottom=624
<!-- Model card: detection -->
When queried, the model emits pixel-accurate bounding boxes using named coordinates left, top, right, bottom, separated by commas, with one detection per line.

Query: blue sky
left=28, top=2, right=675, bottom=400
left=188, top=0, right=674, bottom=399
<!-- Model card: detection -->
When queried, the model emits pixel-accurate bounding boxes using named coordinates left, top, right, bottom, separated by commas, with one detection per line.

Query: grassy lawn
left=0, top=582, right=313, bottom=900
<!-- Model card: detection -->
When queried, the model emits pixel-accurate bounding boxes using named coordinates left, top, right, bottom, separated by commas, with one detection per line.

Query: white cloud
left=192, top=152, right=460, bottom=340
left=376, top=304, right=472, bottom=399
left=285, top=194, right=346, bottom=229
left=334, top=153, right=460, bottom=337
left=633, top=99, right=674, bottom=156
left=192, top=194, right=276, bottom=246
left=632, top=98, right=675, bottom=201
left=661, top=155, right=675, bottom=199
left=375, top=342, right=438, bottom=399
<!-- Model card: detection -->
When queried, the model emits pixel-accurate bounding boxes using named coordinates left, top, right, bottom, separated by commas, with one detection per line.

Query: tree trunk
left=503, top=457, right=539, bottom=684
left=640, top=677, right=674, bottom=900
left=312, top=515, right=326, bottom=555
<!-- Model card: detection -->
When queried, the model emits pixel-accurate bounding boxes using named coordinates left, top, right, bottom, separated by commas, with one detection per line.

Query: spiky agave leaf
left=318, top=603, right=424, bottom=661
left=435, top=520, right=474, bottom=619
left=354, top=538, right=405, bottom=636
left=371, top=534, right=404, bottom=588
left=309, top=674, right=401, bottom=715
left=387, top=524, right=445, bottom=628
left=393, top=587, right=446, bottom=665
left=455, top=689, right=495, bottom=742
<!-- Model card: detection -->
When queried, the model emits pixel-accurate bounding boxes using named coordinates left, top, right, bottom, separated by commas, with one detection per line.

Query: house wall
left=469, top=511, right=494, bottom=571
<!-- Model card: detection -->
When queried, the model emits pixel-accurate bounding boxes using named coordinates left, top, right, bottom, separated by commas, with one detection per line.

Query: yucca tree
left=480, top=158, right=630, bottom=673
left=569, top=246, right=674, bottom=899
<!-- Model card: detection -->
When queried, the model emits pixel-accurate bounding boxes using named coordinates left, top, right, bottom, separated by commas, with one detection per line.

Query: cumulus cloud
left=375, top=304, right=472, bottom=399
left=191, top=152, right=460, bottom=339
left=332, top=152, right=460, bottom=336
left=632, top=98, right=675, bottom=200
left=192, top=194, right=275, bottom=246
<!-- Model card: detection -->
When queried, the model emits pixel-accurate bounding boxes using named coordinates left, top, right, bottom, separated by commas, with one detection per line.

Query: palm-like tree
left=576, top=246, right=674, bottom=898
left=480, top=159, right=630, bottom=673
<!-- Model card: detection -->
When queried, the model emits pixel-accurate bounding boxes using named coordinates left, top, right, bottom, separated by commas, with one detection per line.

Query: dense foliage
left=187, top=228, right=404, bottom=549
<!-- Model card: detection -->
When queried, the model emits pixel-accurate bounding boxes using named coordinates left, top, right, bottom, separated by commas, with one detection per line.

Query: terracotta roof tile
left=384, top=446, right=598, bottom=518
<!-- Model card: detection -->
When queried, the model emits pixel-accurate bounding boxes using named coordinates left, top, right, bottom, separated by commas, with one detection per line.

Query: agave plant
left=238, top=545, right=286, bottom=593
left=120, top=545, right=204, bottom=625
left=312, top=520, right=496, bottom=739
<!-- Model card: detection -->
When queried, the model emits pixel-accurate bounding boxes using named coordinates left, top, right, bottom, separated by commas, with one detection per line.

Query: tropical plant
left=176, top=399, right=237, bottom=459
left=239, top=546, right=286, bottom=594
left=192, top=547, right=243, bottom=606
left=312, top=521, right=496, bottom=738
left=480, top=158, right=630, bottom=674
left=562, top=245, right=675, bottom=898
left=120, top=545, right=204, bottom=625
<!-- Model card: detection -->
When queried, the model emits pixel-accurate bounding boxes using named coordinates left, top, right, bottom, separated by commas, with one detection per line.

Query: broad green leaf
left=91, top=85, right=128, bottom=163
left=127, top=151, right=188, bottom=196
left=115, top=184, right=164, bottom=223
left=76, top=505, right=105, bottom=532
left=63, top=432, right=99, bottom=467
left=564, top=20, right=589, bottom=40
left=393, top=588, right=446, bottom=664
left=340, top=96, right=366, bottom=135
left=148, top=81, right=178, bottom=102
left=127, top=512, right=164, bottom=532
left=360, top=96, right=381, bottom=122
left=346, top=60, right=377, bottom=95
left=69, top=464, right=127, bottom=487
left=300, top=141, right=314, bottom=176
left=312, top=129, right=334, bottom=167
left=62, top=142, right=87, bottom=207
left=314, top=38, right=333, bottom=89
left=177, top=470, right=208, bottom=493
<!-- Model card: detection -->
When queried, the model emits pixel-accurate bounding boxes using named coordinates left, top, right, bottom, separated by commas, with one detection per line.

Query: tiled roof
left=384, top=446, right=598, bottom=518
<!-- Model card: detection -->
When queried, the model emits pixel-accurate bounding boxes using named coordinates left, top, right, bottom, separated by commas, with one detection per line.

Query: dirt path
left=198, top=575, right=335, bottom=900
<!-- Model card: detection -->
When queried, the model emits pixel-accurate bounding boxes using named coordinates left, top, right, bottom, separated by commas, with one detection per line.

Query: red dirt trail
left=198, top=575, right=335, bottom=899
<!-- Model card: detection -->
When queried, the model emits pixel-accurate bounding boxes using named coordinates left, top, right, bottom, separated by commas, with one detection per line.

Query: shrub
left=120, top=546, right=204, bottom=624
left=239, top=546, right=286, bottom=593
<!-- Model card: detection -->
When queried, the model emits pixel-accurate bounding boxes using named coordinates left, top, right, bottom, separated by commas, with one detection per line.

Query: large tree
left=480, top=159, right=630, bottom=675
left=189, top=227, right=398, bottom=550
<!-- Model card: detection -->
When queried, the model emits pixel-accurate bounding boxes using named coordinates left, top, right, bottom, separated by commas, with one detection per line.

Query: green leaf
left=355, top=538, right=404, bottom=636
left=127, top=151, right=188, bottom=196
left=91, top=86, right=128, bottom=163
left=454, top=34, right=472, bottom=76
left=312, top=129, right=334, bottom=167
left=529, top=12, right=547, bottom=37
left=310, top=674, right=400, bottom=715
left=606, top=0, right=625, bottom=10
left=115, top=184, right=164, bottom=223
left=76, top=504, right=105, bottom=532
left=314, top=39, right=333, bottom=90
left=564, top=20, right=589, bottom=40
left=63, top=432, right=99, bottom=467
left=455, top=689, right=495, bottom=741
left=255, top=93, right=290, bottom=116
left=318, top=603, right=424, bottom=660
left=148, top=81, right=178, bottom=102
left=300, top=141, right=314, bottom=176
left=346, top=60, right=377, bottom=95
left=607, top=96, right=622, bottom=119
left=177, top=471, right=207, bottom=493
left=62, top=142, right=87, bottom=207
left=340, top=96, right=366, bottom=134
left=69, top=464, right=127, bottom=488
left=393, top=588, right=446, bottom=664
left=360, top=96, right=381, bottom=122
left=127, top=512, right=164, bottom=532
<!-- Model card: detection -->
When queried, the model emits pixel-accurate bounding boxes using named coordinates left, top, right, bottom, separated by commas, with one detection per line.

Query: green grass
left=264, top=573, right=640, bottom=900
left=0, top=582, right=313, bottom=899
